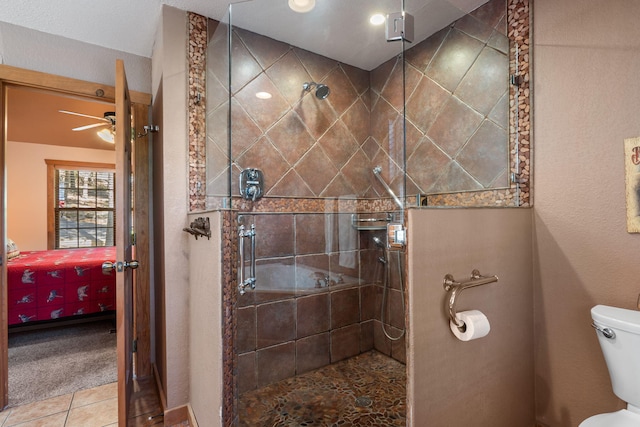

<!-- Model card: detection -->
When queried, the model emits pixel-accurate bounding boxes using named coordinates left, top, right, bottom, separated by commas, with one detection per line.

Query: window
left=46, top=160, right=116, bottom=249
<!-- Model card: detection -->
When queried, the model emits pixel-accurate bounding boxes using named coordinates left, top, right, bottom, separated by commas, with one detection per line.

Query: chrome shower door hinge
left=386, top=12, right=414, bottom=43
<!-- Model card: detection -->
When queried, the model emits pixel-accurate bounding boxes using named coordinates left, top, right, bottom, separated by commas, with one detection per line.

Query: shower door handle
left=238, top=224, right=256, bottom=295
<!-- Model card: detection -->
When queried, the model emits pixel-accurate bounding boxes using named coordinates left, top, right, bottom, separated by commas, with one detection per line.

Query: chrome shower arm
left=373, top=166, right=404, bottom=209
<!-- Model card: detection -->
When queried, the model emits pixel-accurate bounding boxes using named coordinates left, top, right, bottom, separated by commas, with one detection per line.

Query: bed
left=7, top=247, right=116, bottom=326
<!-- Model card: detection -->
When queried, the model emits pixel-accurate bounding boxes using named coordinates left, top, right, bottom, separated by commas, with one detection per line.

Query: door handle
left=102, top=260, right=139, bottom=273
left=238, top=224, right=256, bottom=295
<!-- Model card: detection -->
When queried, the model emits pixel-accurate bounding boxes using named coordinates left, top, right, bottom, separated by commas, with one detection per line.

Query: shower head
left=302, top=81, right=330, bottom=99
left=315, top=84, right=330, bottom=99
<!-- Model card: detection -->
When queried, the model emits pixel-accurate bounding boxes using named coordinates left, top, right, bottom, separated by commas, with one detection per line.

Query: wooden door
left=0, top=64, right=151, bottom=413
left=115, top=59, right=135, bottom=425
left=0, top=81, right=7, bottom=411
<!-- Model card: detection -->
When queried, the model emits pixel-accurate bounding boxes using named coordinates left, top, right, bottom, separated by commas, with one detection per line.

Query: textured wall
left=151, top=4, right=190, bottom=410
left=408, top=208, right=534, bottom=426
left=0, top=21, right=150, bottom=93
left=188, top=212, right=223, bottom=427
left=533, top=0, right=640, bottom=425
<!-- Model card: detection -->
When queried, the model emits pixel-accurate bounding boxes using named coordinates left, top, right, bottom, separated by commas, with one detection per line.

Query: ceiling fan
left=59, top=110, right=116, bottom=142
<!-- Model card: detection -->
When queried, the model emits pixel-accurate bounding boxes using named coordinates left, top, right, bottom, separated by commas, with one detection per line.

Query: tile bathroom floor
left=0, top=377, right=188, bottom=427
left=239, top=350, right=406, bottom=426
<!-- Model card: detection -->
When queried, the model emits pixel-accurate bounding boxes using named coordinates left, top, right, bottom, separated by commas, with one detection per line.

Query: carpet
left=8, top=319, right=117, bottom=408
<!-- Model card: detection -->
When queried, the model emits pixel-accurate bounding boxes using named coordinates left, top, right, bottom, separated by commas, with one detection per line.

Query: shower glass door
left=206, top=0, right=514, bottom=423
left=225, top=0, right=409, bottom=424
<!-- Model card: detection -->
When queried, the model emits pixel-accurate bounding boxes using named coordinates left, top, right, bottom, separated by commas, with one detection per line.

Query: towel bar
left=444, top=269, right=498, bottom=329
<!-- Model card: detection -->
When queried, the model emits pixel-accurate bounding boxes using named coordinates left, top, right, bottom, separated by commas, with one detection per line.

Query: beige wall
left=188, top=212, right=223, bottom=426
left=408, top=208, right=534, bottom=426
left=6, top=141, right=115, bottom=251
left=0, top=21, right=150, bottom=93
left=151, top=4, right=191, bottom=410
left=532, top=1, right=640, bottom=425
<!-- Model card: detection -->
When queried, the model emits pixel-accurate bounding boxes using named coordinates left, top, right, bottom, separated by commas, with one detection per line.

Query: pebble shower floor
left=238, top=351, right=406, bottom=426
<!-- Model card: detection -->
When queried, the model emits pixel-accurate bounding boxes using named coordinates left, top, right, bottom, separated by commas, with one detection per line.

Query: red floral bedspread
left=7, top=247, right=116, bottom=326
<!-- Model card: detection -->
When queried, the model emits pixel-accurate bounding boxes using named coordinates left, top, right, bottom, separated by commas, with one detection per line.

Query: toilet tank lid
left=592, top=305, right=640, bottom=333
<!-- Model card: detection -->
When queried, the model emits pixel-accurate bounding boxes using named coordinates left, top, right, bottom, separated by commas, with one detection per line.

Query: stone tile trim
left=233, top=197, right=401, bottom=214
left=221, top=210, right=237, bottom=427
left=509, top=0, right=531, bottom=206
left=188, top=13, right=208, bottom=212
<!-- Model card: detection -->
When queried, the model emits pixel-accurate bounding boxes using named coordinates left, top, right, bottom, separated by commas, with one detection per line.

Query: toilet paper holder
left=444, top=269, right=499, bottom=329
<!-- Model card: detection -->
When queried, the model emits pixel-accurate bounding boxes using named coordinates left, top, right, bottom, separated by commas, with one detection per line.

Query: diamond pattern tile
left=324, top=66, right=359, bottom=116
left=406, top=138, right=451, bottom=192
left=223, top=0, right=510, bottom=199
left=235, top=73, right=289, bottom=131
left=342, top=99, right=370, bottom=145
left=427, top=96, right=484, bottom=157
left=237, top=136, right=290, bottom=190
left=230, top=98, right=262, bottom=158
left=294, top=48, right=338, bottom=83
left=235, top=27, right=290, bottom=70
left=266, top=50, right=313, bottom=106
left=296, top=144, right=340, bottom=196
left=426, top=29, right=484, bottom=92
left=267, top=111, right=315, bottom=167
left=231, top=31, right=263, bottom=93
left=318, top=120, right=359, bottom=170
left=455, top=46, right=508, bottom=116
left=456, top=120, right=508, bottom=186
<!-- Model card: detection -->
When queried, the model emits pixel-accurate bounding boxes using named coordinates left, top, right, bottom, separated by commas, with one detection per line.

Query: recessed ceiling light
left=370, top=14, right=385, bottom=25
left=255, top=91, right=272, bottom=99
left=288, top=0, right=315, bottom=13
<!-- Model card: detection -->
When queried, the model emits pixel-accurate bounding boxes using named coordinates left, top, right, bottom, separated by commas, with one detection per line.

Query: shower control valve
left=240, top=168, right=264, bottom=201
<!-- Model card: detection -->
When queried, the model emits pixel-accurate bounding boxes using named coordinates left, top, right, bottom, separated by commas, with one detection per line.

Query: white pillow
left=7, top=239, right=19, bottom=260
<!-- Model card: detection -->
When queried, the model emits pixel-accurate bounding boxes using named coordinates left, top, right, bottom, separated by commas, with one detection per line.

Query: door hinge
left=137, top=125, right=160, bottom=138
left=132, top=339, right=137, bottom=353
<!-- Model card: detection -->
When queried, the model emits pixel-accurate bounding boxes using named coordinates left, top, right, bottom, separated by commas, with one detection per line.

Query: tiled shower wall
left=404, top=0, right=509, bottom=195
left=197, top=0, right=517, bottom=397
left=235, top=212, right=406, bottom=393
left=189, top=0, right=532, bottom=425
left=205, top=0, right=509, bottom=204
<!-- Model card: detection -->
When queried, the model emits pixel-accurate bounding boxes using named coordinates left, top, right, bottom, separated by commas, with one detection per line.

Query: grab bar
left=238, top=224, right=256, bottom=295
left=443, top=269, right=498, bottom=329
left=373, top=166, right=404, bottom=210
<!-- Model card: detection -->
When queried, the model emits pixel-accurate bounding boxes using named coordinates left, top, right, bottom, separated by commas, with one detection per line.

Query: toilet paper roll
left=449, top=310, right=491, bottom=341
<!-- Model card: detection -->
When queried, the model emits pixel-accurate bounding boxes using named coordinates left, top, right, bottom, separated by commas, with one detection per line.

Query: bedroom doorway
left=0, top=64, right=152, bottom=413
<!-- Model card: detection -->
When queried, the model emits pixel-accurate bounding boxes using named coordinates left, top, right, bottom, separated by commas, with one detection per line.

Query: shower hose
left=379, top=247, right=406, bottom=341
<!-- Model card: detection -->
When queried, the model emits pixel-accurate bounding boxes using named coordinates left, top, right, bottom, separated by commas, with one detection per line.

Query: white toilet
left=580, top=305, right=640, bottom=426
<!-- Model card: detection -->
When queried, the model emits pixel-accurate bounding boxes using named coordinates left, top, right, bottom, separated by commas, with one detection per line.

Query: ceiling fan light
left=97, top=128, right=115, bottom=143
left=288, top=0, right=315, bottom=13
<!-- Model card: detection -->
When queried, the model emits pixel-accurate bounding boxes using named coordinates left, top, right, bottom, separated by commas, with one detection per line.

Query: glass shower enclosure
left=206, top=0, right=510, bottom=423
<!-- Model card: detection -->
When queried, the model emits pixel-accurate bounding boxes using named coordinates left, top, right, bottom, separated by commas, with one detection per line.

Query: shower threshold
left=238, top=350, right=406, bottom=426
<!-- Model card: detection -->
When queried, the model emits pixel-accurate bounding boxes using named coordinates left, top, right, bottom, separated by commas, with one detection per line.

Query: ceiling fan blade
left=72, top=123, right=110, bottom=131
left=59, top=110, right=110, bottom=122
